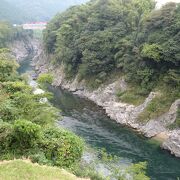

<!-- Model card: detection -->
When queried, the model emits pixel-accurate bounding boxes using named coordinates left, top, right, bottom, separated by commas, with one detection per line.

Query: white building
left=23, top=22, right=47, bottom=30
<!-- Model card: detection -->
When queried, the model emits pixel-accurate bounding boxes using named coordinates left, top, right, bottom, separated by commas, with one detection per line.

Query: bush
left=0, top=122, right=13, bottom=151
left=138, top=89, right=180, bottom=124
left=0, top=122, right=85, bottom=168
left=117, top=87, right=147, bottom=106
left=141, top=43, right=163, bottom=62
left=37, top=73, right=53, bottom=85
left=2, top=81, right=31, bottom=94
left=13, top=119, right=41, bottom=149
left=42, top=127, right=84, bottom=167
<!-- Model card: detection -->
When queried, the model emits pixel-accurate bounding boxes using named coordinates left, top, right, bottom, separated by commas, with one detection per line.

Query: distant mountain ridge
left=0, top=0, right=28, bottom=23
left=0, top=0, right=89, bottom=23
left=0, top=0, right=88, bottom=24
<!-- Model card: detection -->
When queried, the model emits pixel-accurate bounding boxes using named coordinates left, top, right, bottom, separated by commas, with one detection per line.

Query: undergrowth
left=117, top=86, right=148, bottom=106
left=138, top=89, right=179, bottom=124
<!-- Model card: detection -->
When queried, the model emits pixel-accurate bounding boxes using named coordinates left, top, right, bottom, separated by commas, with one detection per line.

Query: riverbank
left=30, top=40, right=180, bottom=158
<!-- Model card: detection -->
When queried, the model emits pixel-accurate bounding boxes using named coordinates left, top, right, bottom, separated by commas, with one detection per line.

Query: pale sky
left=156, top=0, right=180, bottom=8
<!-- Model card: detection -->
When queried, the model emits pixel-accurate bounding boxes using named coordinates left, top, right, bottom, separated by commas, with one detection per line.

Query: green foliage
left=0, top=53, right=19, bottom=81
left=138, top=89, right=180, bottom=123
left=42, top=127, right=84, bottom=168
left=117, top=89, right=146, bottom=106
left=43, top=0, right=155, bottom=85
left=37, top=73, right=53, bottom=85
left=43, top=0, right=180, bottom=126
left=2, top=81, right=31, bottom=93
left=123, top=162, right=150, bottom=180
left=0, top=121, right=84, bottom=168
left=0, top=50, right=84, bottom=169
left=0, top=122, right=13, bottom=150
left=0, top=22, right=13, bottom=47
left=175, top=106, right=180, bottom=127
left=141, top=43, right=163, bottom=61
left=0, top=22, right=32, bottom=48
left=44, top=0, right=179, bottom=91
left=163, top=69, right=180, bottom=88
left=13, top=119, right=41, bottom=148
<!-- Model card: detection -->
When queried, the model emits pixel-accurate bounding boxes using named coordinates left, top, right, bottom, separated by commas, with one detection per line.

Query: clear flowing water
left=19, top=55, right=180, bottom=180
left=48, top=86, right=180, bottom=180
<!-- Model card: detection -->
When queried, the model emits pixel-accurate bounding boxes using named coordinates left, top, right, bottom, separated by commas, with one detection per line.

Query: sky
left=156, top=0, right=180, bottom=8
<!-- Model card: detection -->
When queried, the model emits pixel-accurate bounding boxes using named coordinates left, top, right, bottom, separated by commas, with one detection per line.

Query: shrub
left=0, top=122, right=13, bottom=151
left=141, top=43, right=163, bottom=62
left=42, top=127, right=84, bottom=167
left=2, top=81, right=31, bottom=94
left=117, top=87, right=147, bottom=106
left=138, top=89, right=180, bottom=124
left=13, top=119, right=41, bottom=149
left=37, top=73, right=53, bottom=85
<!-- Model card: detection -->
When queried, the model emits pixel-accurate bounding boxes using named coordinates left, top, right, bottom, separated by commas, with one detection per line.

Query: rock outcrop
left=163, top=130, right=180, bottom=157
left=9, top=39, right=33, bottom=63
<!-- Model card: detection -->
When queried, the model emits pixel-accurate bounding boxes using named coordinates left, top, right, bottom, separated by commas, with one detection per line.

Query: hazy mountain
left=3, top=0, right=89, bottom=23
left=0, top=0, right=29, bottom=23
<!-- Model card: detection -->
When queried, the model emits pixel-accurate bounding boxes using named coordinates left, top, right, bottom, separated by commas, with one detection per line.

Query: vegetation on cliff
left=43, top=0, right=180, bottom=125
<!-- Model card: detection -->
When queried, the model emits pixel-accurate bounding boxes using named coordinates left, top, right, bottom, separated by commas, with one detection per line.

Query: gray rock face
left=32, top=43, right=180, bottom=158
left=163, top=130, right=180, bottom=157
left=9, top=39, right=33, bottom=63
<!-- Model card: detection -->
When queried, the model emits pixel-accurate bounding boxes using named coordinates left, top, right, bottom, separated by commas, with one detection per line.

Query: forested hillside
left=1, top=0, right=89, bottom=23
left=44, top=0, right=180, bottom=125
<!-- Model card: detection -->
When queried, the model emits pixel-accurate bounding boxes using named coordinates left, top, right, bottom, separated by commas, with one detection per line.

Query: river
left=19, top=55, right=180, bottom=180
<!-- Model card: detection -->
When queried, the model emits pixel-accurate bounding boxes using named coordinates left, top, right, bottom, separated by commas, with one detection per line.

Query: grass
left=0, top=159, right=87, bottom=180
left=169, top=106, right=180, bottom=129
left=117, top=87, right=147, bottom=106
left=138, top=89, right=180, bottom=124
left=175, top=107, right=180, bottom=127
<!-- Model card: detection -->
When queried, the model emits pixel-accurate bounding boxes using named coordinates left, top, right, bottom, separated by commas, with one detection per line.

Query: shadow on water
left=18, top=55, right=33, bottom=74
left=48, top=86, right=180, bottom=180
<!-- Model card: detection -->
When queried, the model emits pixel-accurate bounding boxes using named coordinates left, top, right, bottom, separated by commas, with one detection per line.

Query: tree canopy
left=44, top=0, right=179, bottom=91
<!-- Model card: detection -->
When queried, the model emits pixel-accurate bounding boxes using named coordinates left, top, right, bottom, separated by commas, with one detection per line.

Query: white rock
left=33, top=88, right=45, bottom=95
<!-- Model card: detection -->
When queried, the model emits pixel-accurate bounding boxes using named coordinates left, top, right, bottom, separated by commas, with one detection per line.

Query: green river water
left=20, top=56, right=180, bottom=180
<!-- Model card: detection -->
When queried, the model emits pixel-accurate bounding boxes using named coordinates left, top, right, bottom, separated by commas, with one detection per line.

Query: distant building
left=23, top=22, right=47, bottom=30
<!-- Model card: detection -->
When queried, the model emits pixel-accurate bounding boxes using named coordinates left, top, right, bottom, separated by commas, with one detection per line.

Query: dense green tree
left=44, top=0, right=180, bottom=121
left=0, top=48, right=84, bottom=168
